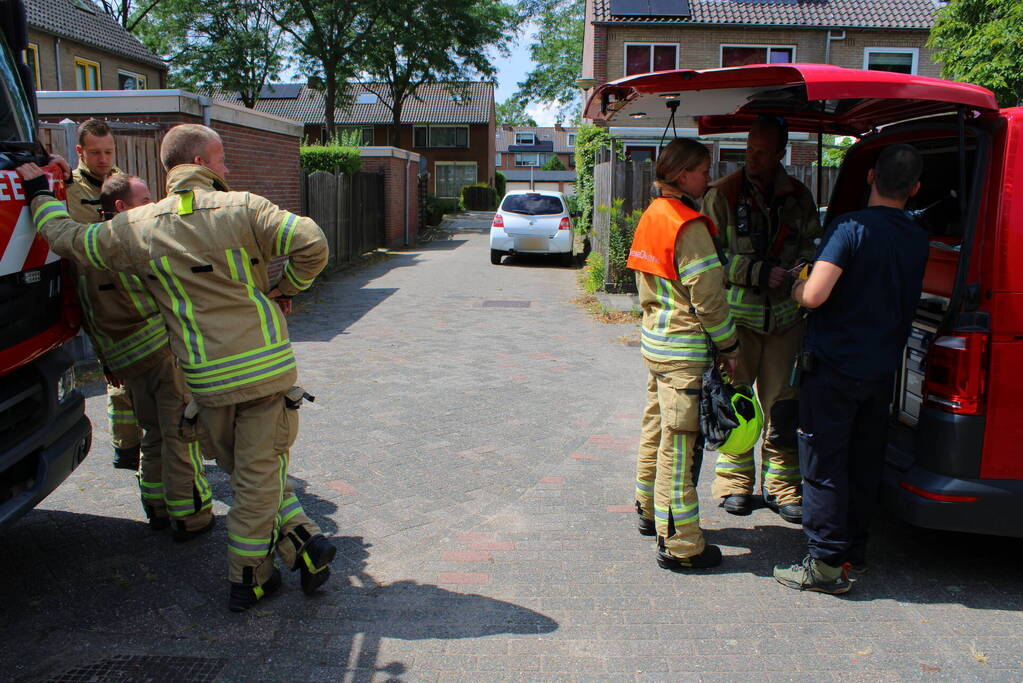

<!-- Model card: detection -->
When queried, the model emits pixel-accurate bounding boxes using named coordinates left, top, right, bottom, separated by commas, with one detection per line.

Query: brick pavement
left=1, top=213, right=1021, bottom=682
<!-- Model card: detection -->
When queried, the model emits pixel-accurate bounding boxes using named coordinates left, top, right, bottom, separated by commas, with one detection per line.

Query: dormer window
left=515, top=132, right=536, bottom=145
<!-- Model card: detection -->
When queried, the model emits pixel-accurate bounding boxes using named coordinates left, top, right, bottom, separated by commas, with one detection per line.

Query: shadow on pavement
left=320, top=537, right=559, bottom=683
left=707, top=517, right=1023, bottom=609
left=498, top=252, right=581, bottom=269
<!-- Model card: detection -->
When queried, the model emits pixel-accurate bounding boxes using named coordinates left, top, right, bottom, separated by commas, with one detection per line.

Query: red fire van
left=586, top=64, right=1022, bottom=538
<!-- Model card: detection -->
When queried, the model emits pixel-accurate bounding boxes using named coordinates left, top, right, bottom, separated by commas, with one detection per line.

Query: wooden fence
left=39, top=120, right=165, bottom=195
left=301, top=170, right=385, bottom=265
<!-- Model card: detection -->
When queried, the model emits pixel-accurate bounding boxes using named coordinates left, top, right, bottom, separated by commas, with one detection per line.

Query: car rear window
left=501, top=194, right=564, bottom=216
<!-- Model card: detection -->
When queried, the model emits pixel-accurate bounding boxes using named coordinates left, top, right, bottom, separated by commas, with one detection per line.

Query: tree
left=514, top=0, right=584, bottom=121
left=268, top=0, right=381, bottom=140
left=928, top=0, right=1023, bottom=107
left=96, top=0, right=164, bottom=31
left=496, top=98, right=537, bottom=126
left=138, top=0, right=285, bottom=108
left=541, top=154, right=566, bottom=170
left=360, top=0, right=519, bottom=148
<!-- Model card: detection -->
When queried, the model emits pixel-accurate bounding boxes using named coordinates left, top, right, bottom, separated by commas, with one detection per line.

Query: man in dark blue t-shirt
left=773, top=144, right=929, bottom=594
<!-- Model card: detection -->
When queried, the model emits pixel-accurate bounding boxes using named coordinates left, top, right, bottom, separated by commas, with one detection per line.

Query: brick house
left=25, top=0, right=167, bottom=92
left=229, top=82, right=496, bottom=199
left=580, top=0, right=942, bottom=163
left=497, top=124, right=578, bottom=171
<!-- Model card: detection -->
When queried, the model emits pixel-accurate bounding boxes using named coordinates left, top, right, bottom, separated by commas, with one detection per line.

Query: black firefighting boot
left=228, top=568, right=282, bottom=613
left=172, top=516, right=215, bottom=543
left=143, top=503, right=170, bottom=531
left=656, top=536, right=723, bottom=571
left=113, top=446, right=140, bottom=470
left=762, top=490, right=802, bottom=524
left=295, top=534, right=336, bottom=595
left=636, top=500, right=655, bottom=537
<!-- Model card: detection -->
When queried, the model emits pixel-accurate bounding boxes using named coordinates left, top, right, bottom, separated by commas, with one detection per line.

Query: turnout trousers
left=712, top=322, right=803, bottom=504
left=799, top=361, right=893, bottom=566
left=198, top=391, right=321, bottom=585
left=107, top=383, right=142, bottom=451
left=635, top=367, right=706, bottom=559
left=123, top=348, right=213, bottom=530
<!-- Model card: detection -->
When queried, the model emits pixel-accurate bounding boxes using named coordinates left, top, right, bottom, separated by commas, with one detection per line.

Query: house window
left=721, top=45, right=795, bottom=67
left=74, top=57, right=100, bottom=90
left=864, top=48, right=918, bottom=75
left=625, top=43, right=678, bottom=76
left=515, top=152, right=550, bottom=167
left=435, top=161, right=477, bottom=198
left=24, top=44, right=40, bottom=88
left=567, top=133, right=576, bottom=147
left=338, top=126, right=373, bottom=145
left=413, top=126, right=469, bottom=148
left=719, top=147, right=746, bottom=163
left=515, top=132, right=536, bottom=145
left=117, top=70, right=146, bottom=90
left=495, top=153, right=502, bottom=166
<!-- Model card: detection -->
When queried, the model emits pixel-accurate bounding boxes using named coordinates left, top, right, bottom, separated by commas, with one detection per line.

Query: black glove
left=21, top=174, right=53, bottom=200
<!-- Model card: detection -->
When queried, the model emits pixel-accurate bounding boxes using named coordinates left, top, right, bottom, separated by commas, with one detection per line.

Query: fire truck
left=0, top=0, right=91, bottom=530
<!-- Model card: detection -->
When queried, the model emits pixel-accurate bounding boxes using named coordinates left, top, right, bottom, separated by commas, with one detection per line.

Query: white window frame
left=434, top=161, right=477, bottom=199
left=863, top=47, right=919, bottom=75
left=514, top=152, right=551, bottom=167
left=567, top=133, right=576, bottom=147
left=719, top=44, right=797, bottom=68
left=623, top=43, right=679, bottom=76
left=515, top=132, right=536, bottom=145
left=117, top=69, right=147, bottom=90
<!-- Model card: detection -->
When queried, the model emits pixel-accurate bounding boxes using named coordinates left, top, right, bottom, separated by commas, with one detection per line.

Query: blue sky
left=490, top=23, right=565, bottom=125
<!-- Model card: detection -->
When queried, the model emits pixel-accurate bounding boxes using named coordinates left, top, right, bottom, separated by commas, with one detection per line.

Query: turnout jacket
left=703, top=166, right=821, bottom=335
left=66, top=160, right=119, bottom=223
left=628, top=196, right=739, bottom=371
left=32, top=165, right=329, bottom=407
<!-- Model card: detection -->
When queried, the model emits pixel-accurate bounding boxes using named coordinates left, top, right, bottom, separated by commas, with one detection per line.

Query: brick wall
left=600, top=25, right=939, bottom=80
left=360, top=153, right=421, bottom=248
left=40, top=111, right=302, bottom=212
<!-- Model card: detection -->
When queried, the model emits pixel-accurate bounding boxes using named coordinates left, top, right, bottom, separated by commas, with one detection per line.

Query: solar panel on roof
left=609, top=0, right=691, bottom=16
left=259, top=83, right=302, bottom=99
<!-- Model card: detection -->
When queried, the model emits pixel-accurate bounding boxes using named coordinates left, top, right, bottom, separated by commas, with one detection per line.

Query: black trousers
left=798, top=361, right=894, bottom=566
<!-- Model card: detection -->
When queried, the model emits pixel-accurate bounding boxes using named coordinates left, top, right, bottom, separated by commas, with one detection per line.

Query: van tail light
left=492, top=214, right=504, bottom=228
left=923, top=331, right=987, bottom=415
left=899, top=481, right=978, bottom=503
left=558, top=217, right=571, bottom=230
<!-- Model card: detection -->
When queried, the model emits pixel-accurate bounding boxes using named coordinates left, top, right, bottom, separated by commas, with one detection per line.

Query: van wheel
left=490, top=249, right=503, bottom=265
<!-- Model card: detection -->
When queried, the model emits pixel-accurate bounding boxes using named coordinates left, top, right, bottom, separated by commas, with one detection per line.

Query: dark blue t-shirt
left=806, top=206, right=929, bottom=380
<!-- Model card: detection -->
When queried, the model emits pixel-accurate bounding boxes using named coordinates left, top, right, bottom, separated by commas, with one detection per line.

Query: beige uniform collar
left=74, top=159, right=118, bottom=187
left=165, top=164, right=231, bottom=195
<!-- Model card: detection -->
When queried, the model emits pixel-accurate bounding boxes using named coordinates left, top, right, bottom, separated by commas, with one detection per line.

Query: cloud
left=525, top=100, right=564, bottom=126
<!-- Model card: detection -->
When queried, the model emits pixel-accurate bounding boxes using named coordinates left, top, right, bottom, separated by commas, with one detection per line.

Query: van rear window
left=501, top=194, right=564, bottom=216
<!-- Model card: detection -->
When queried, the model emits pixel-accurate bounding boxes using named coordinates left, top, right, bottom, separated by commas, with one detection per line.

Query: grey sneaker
left=773, top=555, right=851, bottom=594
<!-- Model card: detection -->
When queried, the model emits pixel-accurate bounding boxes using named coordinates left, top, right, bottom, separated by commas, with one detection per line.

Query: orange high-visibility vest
left=627, top=197, right=717, bottom=281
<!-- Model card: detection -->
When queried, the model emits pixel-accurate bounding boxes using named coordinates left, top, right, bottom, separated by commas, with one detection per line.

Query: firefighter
left=66, top=118, right=143, bottom=471
left=703, top=115, right=822, bottom=523
left=19, top=124, right=334, bottom=612
left=90, top=173, right=213, bottom=538
left=630, top=139, right=740, bottom=571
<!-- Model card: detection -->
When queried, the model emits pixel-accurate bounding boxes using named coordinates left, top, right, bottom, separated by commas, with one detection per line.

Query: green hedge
left=300, top=145, right=362, bottom=175
left=425, top=195, right=459, bottom=226
left=461, top=183, right=499, bottom=210
left=495, top=171, right=506, bottom=198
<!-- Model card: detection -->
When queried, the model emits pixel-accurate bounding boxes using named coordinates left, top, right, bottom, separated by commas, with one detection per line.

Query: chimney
left=554, top=122, right=563, bottom=131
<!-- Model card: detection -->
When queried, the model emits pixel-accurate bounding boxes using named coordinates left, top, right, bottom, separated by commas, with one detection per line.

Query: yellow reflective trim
left=177, top=190, right=193, bottom=215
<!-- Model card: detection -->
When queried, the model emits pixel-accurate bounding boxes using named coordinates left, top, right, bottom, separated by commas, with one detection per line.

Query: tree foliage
left=496, top=98, right=537, bottom=126
left=514, top=0, right=585, bottom=121
left=572, top=124, right=614, bottom=235
left=360, top=0, right=519, bottom=147
left=268, top=0, right=382, bottom=139
left=541, top=154, right=566, bottom=170
left=96, top=0, right=164, bottom=31
left=138, top=0, right=285, bottom=108
left=928, top=0, right=1023, bottom=107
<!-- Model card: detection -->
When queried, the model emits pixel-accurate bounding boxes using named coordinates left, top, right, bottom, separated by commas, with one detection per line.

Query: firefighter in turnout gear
left=66, top=118, right=143, bottom=470
left=19, top=124, right=335, bottom=612
left=630, top=139, right=740, bottom=571
left=87, top=173, right=214, bottom=537
left=703, top=116, right=822, bottom=523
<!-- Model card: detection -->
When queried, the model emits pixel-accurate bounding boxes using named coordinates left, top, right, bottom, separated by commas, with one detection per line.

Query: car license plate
left=516, top=236, right=546, bottom=251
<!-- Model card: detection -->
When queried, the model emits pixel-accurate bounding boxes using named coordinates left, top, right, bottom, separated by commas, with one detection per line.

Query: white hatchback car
left=489, top=190, right=574, bottom=266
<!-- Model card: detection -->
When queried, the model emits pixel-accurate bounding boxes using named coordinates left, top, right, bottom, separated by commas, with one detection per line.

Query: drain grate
left=482, top=300, right=531, bottom=308
left=46, top=655, right=227, bottom=682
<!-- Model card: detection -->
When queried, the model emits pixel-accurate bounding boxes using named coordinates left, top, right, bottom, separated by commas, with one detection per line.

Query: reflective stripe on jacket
left=32, top=164, right=329, bottom=407
left=703, top=167, right=821, bottom=335
left=630, top=195, right=739, bottom=370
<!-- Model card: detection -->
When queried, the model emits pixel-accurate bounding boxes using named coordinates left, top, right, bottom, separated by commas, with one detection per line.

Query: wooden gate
left=302, top=169, right=385, bottom=266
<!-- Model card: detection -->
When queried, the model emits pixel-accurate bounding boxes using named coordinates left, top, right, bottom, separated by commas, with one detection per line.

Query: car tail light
left=923, top=331, right=987, bottom=415
left=899, top=481, right=978, bottom=503
left=492, top=214, right=504, bottom=228
left=558, top=217, right=571, bottom=230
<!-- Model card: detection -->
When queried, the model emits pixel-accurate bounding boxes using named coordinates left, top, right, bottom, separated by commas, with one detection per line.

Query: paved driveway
left=2, top=214, right=1021, bottom=682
